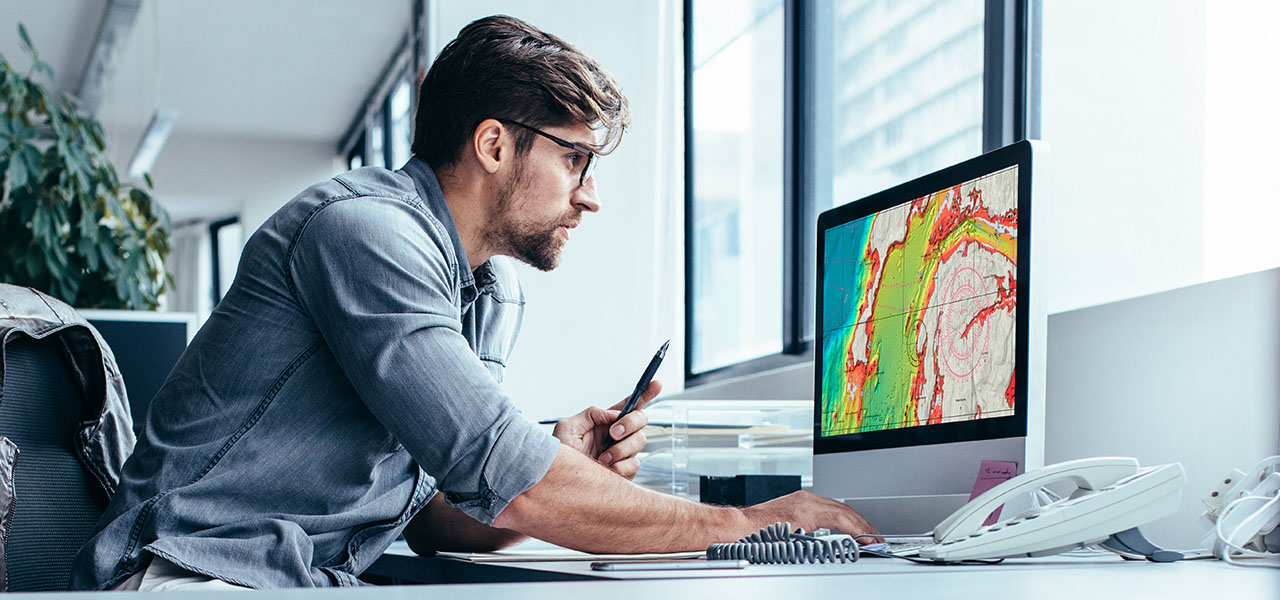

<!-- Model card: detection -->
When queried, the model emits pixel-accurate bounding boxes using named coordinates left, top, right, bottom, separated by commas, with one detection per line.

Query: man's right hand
left=742, top=491, right=881, bottom=542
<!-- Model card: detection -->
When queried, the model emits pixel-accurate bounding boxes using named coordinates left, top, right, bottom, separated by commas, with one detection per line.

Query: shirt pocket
left=463, top=287, right=525, bottom=384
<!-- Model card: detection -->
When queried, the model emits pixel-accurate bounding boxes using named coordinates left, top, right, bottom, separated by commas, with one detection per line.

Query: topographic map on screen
left=821, top=165, right=1018, bottom=437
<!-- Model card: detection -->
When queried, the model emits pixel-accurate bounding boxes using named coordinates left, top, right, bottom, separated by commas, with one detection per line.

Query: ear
left=471, top=118, right=509, bottom=175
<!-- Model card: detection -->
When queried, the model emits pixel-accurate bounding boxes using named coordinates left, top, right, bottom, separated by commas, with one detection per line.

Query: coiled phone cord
left=707, top=522, right=860, bottom=564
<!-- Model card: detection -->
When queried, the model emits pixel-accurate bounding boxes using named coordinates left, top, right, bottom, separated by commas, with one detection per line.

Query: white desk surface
left=16, top=554, right=1277, bottom=599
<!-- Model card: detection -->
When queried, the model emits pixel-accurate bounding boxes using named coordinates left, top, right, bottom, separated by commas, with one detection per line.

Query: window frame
left=337, top=24, right=420, bottom=171
left=682, top=0, right=1040, bottom=387
left=209, top=216, right=240, bottom=306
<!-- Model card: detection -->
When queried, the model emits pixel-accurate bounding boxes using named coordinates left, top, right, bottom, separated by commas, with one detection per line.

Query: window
left=687, top=0, right=786, bottom=374
left=388, top=74, right=414, bottom=168
left=209, top=217, right=242, bottom=306
left=685, top=0, right=1031, bottom=383
left=339, top=35, right=416, bottom=173
left=366, top=108, right=387, bottom=169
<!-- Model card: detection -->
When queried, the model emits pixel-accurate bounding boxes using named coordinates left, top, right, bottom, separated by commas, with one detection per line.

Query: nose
left=573, top=175, right=601, bottom=213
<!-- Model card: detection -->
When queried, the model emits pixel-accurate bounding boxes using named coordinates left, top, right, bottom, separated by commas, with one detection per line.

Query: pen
left=601, top=339, right=668, bottom=451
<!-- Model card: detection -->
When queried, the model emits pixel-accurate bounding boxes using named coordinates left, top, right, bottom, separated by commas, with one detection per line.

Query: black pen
left=601, top=340, right=668, bottom=451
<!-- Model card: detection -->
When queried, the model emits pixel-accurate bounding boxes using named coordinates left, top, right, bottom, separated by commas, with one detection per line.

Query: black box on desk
left=699, top=475, right=801, bottom=506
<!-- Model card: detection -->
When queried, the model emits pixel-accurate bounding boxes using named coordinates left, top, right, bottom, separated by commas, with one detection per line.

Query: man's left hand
left=552, top=380, right=662, bottom=480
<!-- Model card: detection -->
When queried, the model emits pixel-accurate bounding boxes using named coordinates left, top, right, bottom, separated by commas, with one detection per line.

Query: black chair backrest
left=0, top=335, right=108, bottom=591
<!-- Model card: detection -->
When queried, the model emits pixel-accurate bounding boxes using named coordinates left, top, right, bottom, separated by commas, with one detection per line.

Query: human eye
left=567, top=152, right=585, bottom=167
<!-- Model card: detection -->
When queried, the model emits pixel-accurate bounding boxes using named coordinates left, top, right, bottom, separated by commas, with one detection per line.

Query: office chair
left=0, top=333, right=110, bottom=591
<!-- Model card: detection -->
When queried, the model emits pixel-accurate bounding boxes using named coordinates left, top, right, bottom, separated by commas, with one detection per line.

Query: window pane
left=389, top=74, right=413, bottom=168
left=367, top=110, right=386, bottom=168
left=348, top=135, right=365, bottom=170
left=690, top=0, right=785, bottom=373
left=808, top=0, right=985, bottom=338
left=827, top=0, right=984, bottom=205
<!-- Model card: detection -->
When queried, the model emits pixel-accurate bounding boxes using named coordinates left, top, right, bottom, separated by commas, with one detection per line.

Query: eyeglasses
left=500, top=120, right=598, bottom=186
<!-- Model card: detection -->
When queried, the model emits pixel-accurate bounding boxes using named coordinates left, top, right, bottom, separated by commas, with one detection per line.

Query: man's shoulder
left=332, top=167, right=420, bottom=205
left=266, top=168, right=452, bottom=268
left=278, top=167, right=435, bottom=233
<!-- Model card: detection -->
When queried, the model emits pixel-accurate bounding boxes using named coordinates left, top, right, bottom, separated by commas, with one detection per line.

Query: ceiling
left=1, top=0, right=412, bottom=144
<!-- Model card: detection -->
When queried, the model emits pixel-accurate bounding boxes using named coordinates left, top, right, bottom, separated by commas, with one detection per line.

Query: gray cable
left=707, top=522, right=860, bottom=564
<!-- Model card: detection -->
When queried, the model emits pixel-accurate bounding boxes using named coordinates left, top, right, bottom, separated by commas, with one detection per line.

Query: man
left=71, top=15, right=876, bottom=591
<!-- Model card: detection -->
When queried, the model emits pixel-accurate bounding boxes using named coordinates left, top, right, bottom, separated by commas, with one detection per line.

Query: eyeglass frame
left=499, top=120, right=598, bottom=186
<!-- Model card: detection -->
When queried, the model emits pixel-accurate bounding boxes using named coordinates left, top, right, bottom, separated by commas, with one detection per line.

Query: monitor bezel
left=813, top=140, right=1036, bottom=455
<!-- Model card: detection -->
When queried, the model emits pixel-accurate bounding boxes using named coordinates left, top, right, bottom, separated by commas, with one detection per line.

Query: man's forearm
left=404, top=493, right=529, bottom=554
left=493, top=445, right=754, bottom=553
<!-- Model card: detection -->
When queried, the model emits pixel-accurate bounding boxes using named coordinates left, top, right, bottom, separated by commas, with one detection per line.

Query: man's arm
left=493, top=445, right=878, bottom=553
left=403, top=493, right=528, bottom=554
left=403, top=381, right=661, bottom=554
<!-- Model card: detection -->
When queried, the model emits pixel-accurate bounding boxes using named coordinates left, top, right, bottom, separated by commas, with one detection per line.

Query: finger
left=840, top=508, right=881, bottom=542
left=607, top=379, right=664, bottom=412
left=607, top=408, right=649, bottom=443
left=599, top=429, right=647, bottom=466
left=631, top=379, right=662, bottom=411
left=609, top=456, right=641, bottom=480
left=591, top=407, right=620, bottom=427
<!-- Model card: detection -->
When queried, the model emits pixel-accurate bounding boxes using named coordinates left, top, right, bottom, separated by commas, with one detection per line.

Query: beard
left=485, top=161, right=578, bottom=272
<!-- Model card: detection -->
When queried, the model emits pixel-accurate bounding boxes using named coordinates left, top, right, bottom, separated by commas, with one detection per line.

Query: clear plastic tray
left=636, top=399, right=814, bottom=498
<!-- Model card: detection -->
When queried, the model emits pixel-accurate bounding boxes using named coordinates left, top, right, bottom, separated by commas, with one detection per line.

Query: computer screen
left=812, top=140, right=1047, bottom=534
left=79, top=310, right=196, bottom=433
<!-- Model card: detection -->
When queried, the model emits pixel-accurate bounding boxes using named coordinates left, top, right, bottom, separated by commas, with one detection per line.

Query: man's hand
left=743, top=491, right=881, bottom=542
left=552, top=380, right=662, bottom=479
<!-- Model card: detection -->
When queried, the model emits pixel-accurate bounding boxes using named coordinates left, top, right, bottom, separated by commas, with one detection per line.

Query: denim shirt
left=70, top=158, right=561, bottom=589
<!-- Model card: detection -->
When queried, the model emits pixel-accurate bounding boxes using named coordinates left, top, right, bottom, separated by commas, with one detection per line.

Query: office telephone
left=918, top=457, right=1186, bottom=561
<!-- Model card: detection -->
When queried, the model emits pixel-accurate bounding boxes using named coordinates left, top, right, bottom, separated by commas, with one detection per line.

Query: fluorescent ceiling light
left=126, top=109, right=177, bottom=178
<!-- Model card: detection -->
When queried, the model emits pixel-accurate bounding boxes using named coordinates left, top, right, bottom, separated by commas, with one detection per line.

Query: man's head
left=413, top=15, right=631, bottom=271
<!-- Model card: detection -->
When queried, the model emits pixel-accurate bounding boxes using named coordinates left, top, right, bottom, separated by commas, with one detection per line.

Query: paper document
left=436, top=537, right=705, bottom=563
left=437, top=549, right=706, bottom=563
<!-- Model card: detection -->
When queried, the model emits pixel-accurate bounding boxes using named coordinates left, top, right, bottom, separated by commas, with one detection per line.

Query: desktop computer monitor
left=812, top=140, right=1048, bottom=535
left=79, top=309, right=197, bottom=433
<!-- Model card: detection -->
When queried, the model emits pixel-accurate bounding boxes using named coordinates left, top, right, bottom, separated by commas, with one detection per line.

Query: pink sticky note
left=970, top=460, right=1019, bottom=526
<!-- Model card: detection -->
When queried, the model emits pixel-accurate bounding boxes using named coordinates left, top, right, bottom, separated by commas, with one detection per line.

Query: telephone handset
left=920, top=457, right=1186, bottom=561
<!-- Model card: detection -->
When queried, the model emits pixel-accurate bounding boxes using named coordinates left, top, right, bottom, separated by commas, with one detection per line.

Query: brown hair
left=412, top=15, right=631, bottom=170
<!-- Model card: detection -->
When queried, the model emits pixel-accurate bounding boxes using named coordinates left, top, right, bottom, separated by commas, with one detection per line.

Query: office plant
left=0, top=24, right=171, bottom=310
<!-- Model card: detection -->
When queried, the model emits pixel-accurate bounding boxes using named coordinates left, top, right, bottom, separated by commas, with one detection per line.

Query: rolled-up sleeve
left=286, top=196, right=559, bottom=524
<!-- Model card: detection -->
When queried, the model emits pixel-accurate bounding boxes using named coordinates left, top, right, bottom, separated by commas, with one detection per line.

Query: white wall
left=1038, top=0, right=1207, bottom=314
left=430, top=1, right=686, bottom=421
left=1039, top=0, right=1280, bottom=313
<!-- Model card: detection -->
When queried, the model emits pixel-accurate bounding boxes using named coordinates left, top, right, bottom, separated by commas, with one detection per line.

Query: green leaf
left=17, top=24, right=35, bottom=59
left=33, top=60, right=53, bottom=81
left=98, top=235, right=122, bottom=271
left=21, top=143, right=41, bottom=181
left=7, top=151, right=27, bottom=189
left=114, top=266, right=132, bottom=305
left=29, top=203, right=47, bottom=241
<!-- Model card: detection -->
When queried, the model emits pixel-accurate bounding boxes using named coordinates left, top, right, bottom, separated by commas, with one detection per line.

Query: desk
left=362, top=544, right=1280, bottom=585
left=27, top=555, right=1280, bottom=599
